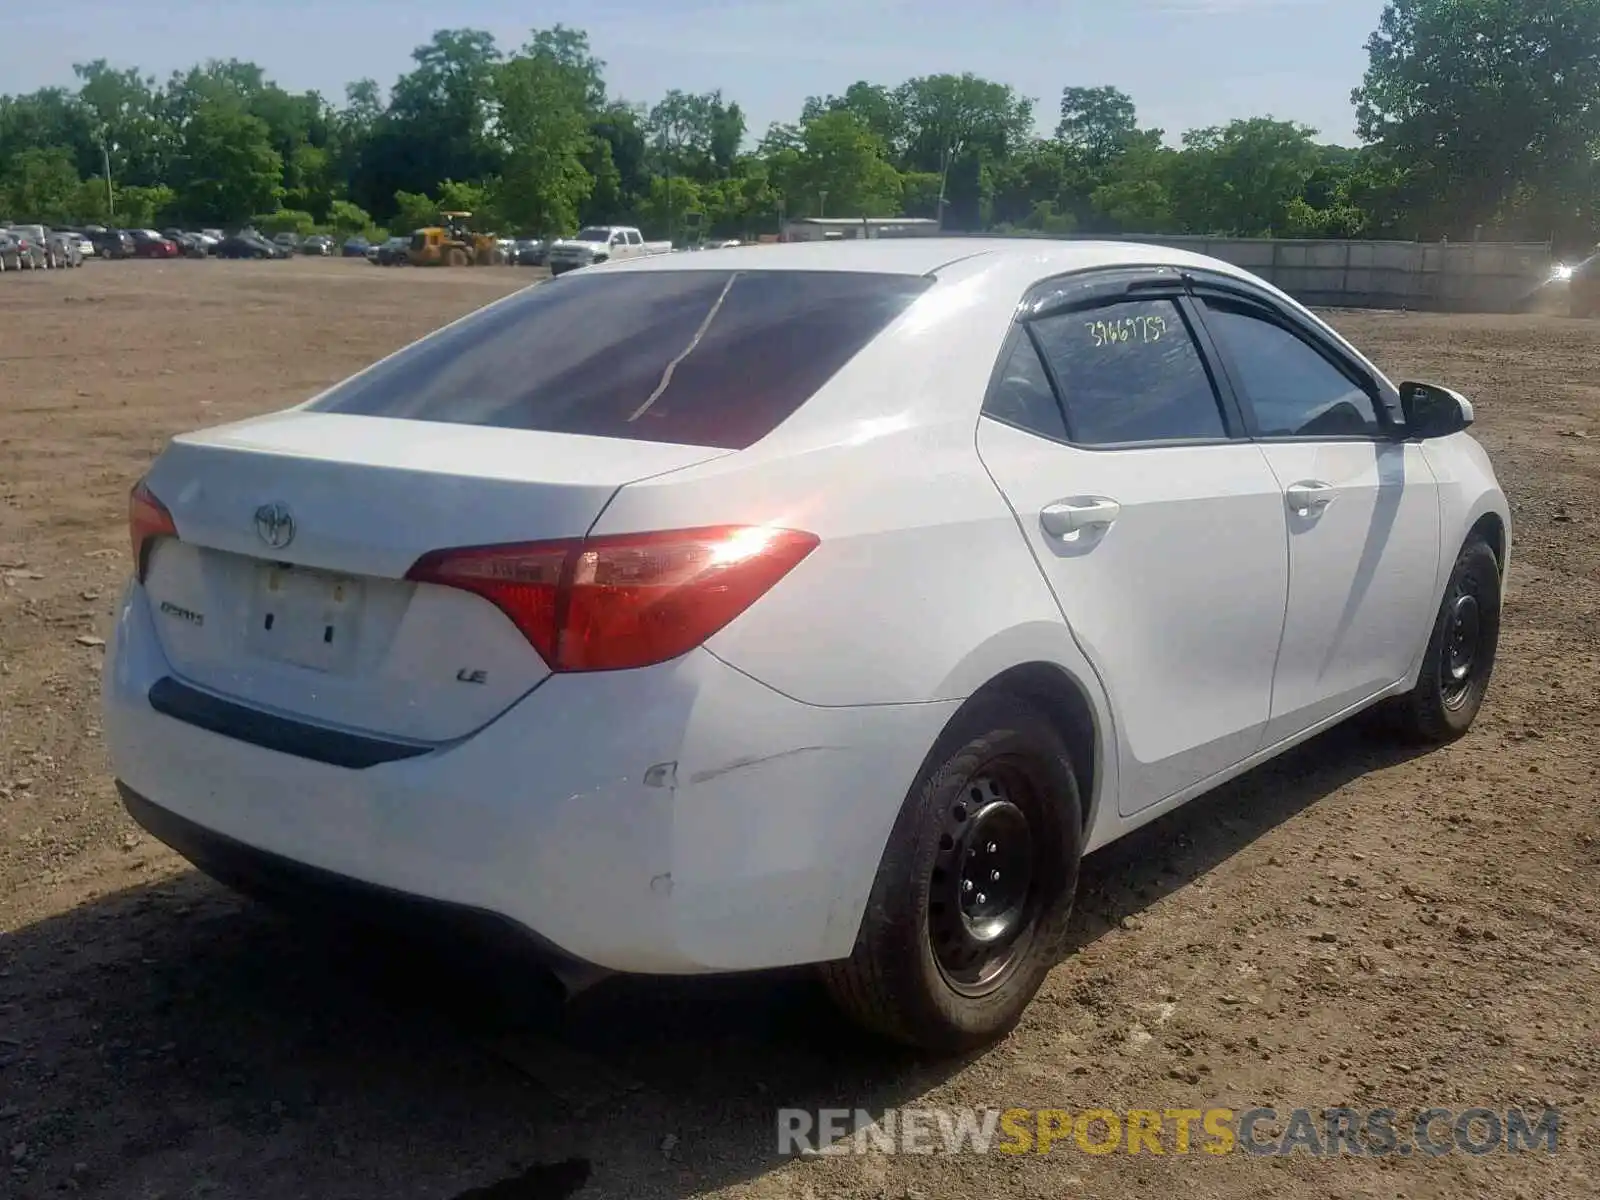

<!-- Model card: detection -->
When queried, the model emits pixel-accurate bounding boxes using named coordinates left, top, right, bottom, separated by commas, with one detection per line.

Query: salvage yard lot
left=1, top=257, right=1596, bottom=1199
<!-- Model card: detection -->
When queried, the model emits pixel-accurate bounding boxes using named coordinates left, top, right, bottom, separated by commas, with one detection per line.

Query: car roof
left=588, top=236, right=1266, bottom=283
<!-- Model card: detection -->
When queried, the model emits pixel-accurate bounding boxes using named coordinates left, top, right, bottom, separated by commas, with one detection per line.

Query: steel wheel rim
left=928, top=768, right=1041, bottom=996
left=1442, top=570, right=1486, bottom=709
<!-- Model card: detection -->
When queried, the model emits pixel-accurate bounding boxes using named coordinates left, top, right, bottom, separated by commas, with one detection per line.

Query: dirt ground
left=0, top=257, right=1595, bottom=1200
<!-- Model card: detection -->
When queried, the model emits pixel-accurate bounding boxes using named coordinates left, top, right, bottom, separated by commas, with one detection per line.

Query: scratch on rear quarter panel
left=688, top=746, right=836, bottom=785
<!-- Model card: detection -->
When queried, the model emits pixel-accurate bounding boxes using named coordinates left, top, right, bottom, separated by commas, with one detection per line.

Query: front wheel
left=1391, top=536, right=1502, bottom=743
left=821, top=695, right=1083, bottom=1054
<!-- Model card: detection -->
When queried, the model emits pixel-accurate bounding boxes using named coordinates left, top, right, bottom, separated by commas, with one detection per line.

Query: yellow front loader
left=407, top=211, right=506, bottom=266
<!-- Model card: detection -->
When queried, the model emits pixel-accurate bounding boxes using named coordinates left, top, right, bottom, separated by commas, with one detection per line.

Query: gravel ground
left=0, top=257, right=1595, bottom=1199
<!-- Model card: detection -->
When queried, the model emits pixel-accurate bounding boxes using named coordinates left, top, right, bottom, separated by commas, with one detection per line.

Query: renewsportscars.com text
left=778, top=1105, right=1561, bottom=1158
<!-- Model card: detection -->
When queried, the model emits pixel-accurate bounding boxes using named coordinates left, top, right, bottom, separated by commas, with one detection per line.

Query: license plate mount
left=246, top=564, right=364, bottom=674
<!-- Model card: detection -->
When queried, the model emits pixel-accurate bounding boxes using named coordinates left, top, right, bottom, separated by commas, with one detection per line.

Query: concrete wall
left=1057, top=234, right=1554, bottom=313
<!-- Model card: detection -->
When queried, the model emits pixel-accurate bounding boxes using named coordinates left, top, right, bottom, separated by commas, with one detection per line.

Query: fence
left=952, top=232, right=1556, bottom=313
left=1131, top=235, right=1554, bottom=313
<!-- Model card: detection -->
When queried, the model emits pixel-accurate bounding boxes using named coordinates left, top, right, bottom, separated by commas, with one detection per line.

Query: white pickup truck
left=546, top=226, right=672, bottom=275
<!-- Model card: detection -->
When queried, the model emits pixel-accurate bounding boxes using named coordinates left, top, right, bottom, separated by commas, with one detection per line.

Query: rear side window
left=1028, top=299, right=1227, bottom=445
left=983, top=336, right=1068, bottom=440
left=309, top=270, right=932, bottom=450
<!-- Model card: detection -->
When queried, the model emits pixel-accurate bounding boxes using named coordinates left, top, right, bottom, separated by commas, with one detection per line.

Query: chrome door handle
left=1285, top=481, right=1336, bottom=515
left=1041, top=497, right=1122, bottom=537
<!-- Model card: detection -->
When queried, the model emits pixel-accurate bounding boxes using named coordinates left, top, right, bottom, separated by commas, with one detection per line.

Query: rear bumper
left=118, top=781, right=600, bottom=986
left=104, top=581, right=955, bottom=975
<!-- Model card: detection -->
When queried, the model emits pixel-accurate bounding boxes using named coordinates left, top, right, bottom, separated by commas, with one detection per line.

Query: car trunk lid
left=138, top=411, right=728, bottom=743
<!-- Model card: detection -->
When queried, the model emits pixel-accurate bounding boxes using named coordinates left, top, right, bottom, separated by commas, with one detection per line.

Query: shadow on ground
left=0, top=719, right=1428, bottom=1200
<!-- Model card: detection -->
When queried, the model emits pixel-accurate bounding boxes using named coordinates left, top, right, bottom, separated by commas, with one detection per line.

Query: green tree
left=171, top=100, right=283, bottom=224
left=495, top=26, right=601, bottom=234
left=771, top=109, right=902, bottom=218
left=392, top=189, right=439, bottom=231
left=1354, top=0, right=1600, bottom=241
left=1172, top=118, right=1324, bottom=235
left=327, top=199, right=376, bottom=236
left=1, top=147, right=82, bottom=222
left=637, top=175, right=703, bottom=241
left=1056, top=86, right=1139, bottom=165
left=647, top=89, right=746, bottom=182
left=351, top=29, right=503, bottom=218
left=73, top=61, right=167, bottom=187
left=892, top=73, right=1033, bottom=228
left=803, top=82, right=906, bottom=160
left=253, top=208, right=317, bottom=236
left=115, top=184, right=177, bottom=228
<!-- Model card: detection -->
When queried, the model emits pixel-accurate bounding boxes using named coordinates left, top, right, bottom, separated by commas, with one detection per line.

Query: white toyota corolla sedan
left=104, top=239, right=1509, bottom=1052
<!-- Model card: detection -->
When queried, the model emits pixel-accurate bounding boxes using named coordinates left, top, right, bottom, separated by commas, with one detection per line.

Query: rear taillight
left=407, top=525, right=819, bottom=672
left=129, top=480, right=177, bottom=580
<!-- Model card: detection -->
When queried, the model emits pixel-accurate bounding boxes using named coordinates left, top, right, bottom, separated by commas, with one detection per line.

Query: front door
left=977, top=291, right=1290, bottom=816
left=1194, top=295, right=1442, bottom=744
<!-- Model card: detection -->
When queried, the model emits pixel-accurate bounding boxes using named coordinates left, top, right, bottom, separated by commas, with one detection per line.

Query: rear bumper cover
left=104, top=581, right=956, bottom=975
left=118, top=781, right=602, bottom=986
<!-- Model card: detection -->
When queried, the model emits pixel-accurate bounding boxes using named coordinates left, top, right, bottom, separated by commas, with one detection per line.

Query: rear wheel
left=447, top=248, right=469, bottom=267
left=821, top=695, right=1083, bottom=1053
left=1391, top=536, right=1501, bottom=743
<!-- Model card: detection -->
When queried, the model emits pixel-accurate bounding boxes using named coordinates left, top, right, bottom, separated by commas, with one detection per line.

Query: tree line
left=2, top=1, right=1597, bottom=250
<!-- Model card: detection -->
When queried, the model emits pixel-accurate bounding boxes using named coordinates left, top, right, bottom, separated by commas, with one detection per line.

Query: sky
left=10, top=0, right=1389, bottom=146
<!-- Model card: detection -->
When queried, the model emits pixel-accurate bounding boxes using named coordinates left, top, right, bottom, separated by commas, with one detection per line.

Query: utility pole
left=935, top=138, right=964, bottom=230
left=99, top=127, right=115, bottom=217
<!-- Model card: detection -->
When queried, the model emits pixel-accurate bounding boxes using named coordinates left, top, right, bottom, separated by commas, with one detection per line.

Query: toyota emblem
left=254, top=502, right=296, bottom=550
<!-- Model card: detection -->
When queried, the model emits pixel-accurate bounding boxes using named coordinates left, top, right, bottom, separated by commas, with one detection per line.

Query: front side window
left=1203, top=301, right=1382, bottom=438
left=1028, top=298, right=1227, bottom=445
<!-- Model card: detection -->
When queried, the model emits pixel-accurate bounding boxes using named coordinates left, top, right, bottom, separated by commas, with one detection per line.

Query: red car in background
left=129, top=229, right=181, bottom=259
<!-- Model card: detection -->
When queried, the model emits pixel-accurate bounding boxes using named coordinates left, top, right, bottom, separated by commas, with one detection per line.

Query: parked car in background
left=130, top=230, right=181, bottom=259
left=342, top=237, right=371, bottom=258
left=9, top=226, right=61, bottom=267
left=7, top=229, right=50, bottom=268
left=513, top=239, right=547, bottom=266
left=88, top=228, right=135, bottom=259
left=301, top=235, right=335, bottom=256
left=216, top=233, right=288, bottom=259
left=73, top=233, right=96, bottom=258
left=0, top=232, right=22, bottom=271
left=47, top=230, right=85, bottom=267
left=171, top=233, right=209, bottom=259
left=545, top=225, right=672, bottom=275
left=372, top=236, right=410, bottom=266
left=272, top=232, right=302, bottom=255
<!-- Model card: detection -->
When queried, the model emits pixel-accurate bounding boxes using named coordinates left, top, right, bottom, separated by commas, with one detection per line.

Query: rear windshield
left=307, top=269, right=934, bottom=449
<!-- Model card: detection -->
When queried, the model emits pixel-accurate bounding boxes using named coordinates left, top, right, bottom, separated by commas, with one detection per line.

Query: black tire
left=1391, top=536, right=1501, bottom=743
left=821, top=695, right=1083, bottom=1054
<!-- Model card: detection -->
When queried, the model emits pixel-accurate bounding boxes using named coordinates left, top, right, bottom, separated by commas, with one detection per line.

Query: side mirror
left=1400, top=381, right=1474, bottom=439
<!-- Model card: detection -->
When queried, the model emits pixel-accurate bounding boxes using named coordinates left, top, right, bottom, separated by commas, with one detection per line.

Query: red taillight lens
left=407, top=526, right=819, bottom=672
left=406, top=540, right=569, bottom=665
left=129, top=481, right=177, bottom=580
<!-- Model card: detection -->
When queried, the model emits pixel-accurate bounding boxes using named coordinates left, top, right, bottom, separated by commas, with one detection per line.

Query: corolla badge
left=254, top=502, right=296, bottom=550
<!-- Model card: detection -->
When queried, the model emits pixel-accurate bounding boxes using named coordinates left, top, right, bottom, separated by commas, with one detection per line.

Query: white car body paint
left=103, top=238, right=1509, bottom=976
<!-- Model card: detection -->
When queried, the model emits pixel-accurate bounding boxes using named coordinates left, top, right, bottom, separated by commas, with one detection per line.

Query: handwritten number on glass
left=1084, top=314, right=1167, bottom=349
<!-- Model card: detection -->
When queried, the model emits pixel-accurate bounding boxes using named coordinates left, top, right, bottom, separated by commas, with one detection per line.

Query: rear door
left=976, top=277, right=1289, bottom=815
left=1191, top=287, right=1441, bottom=743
